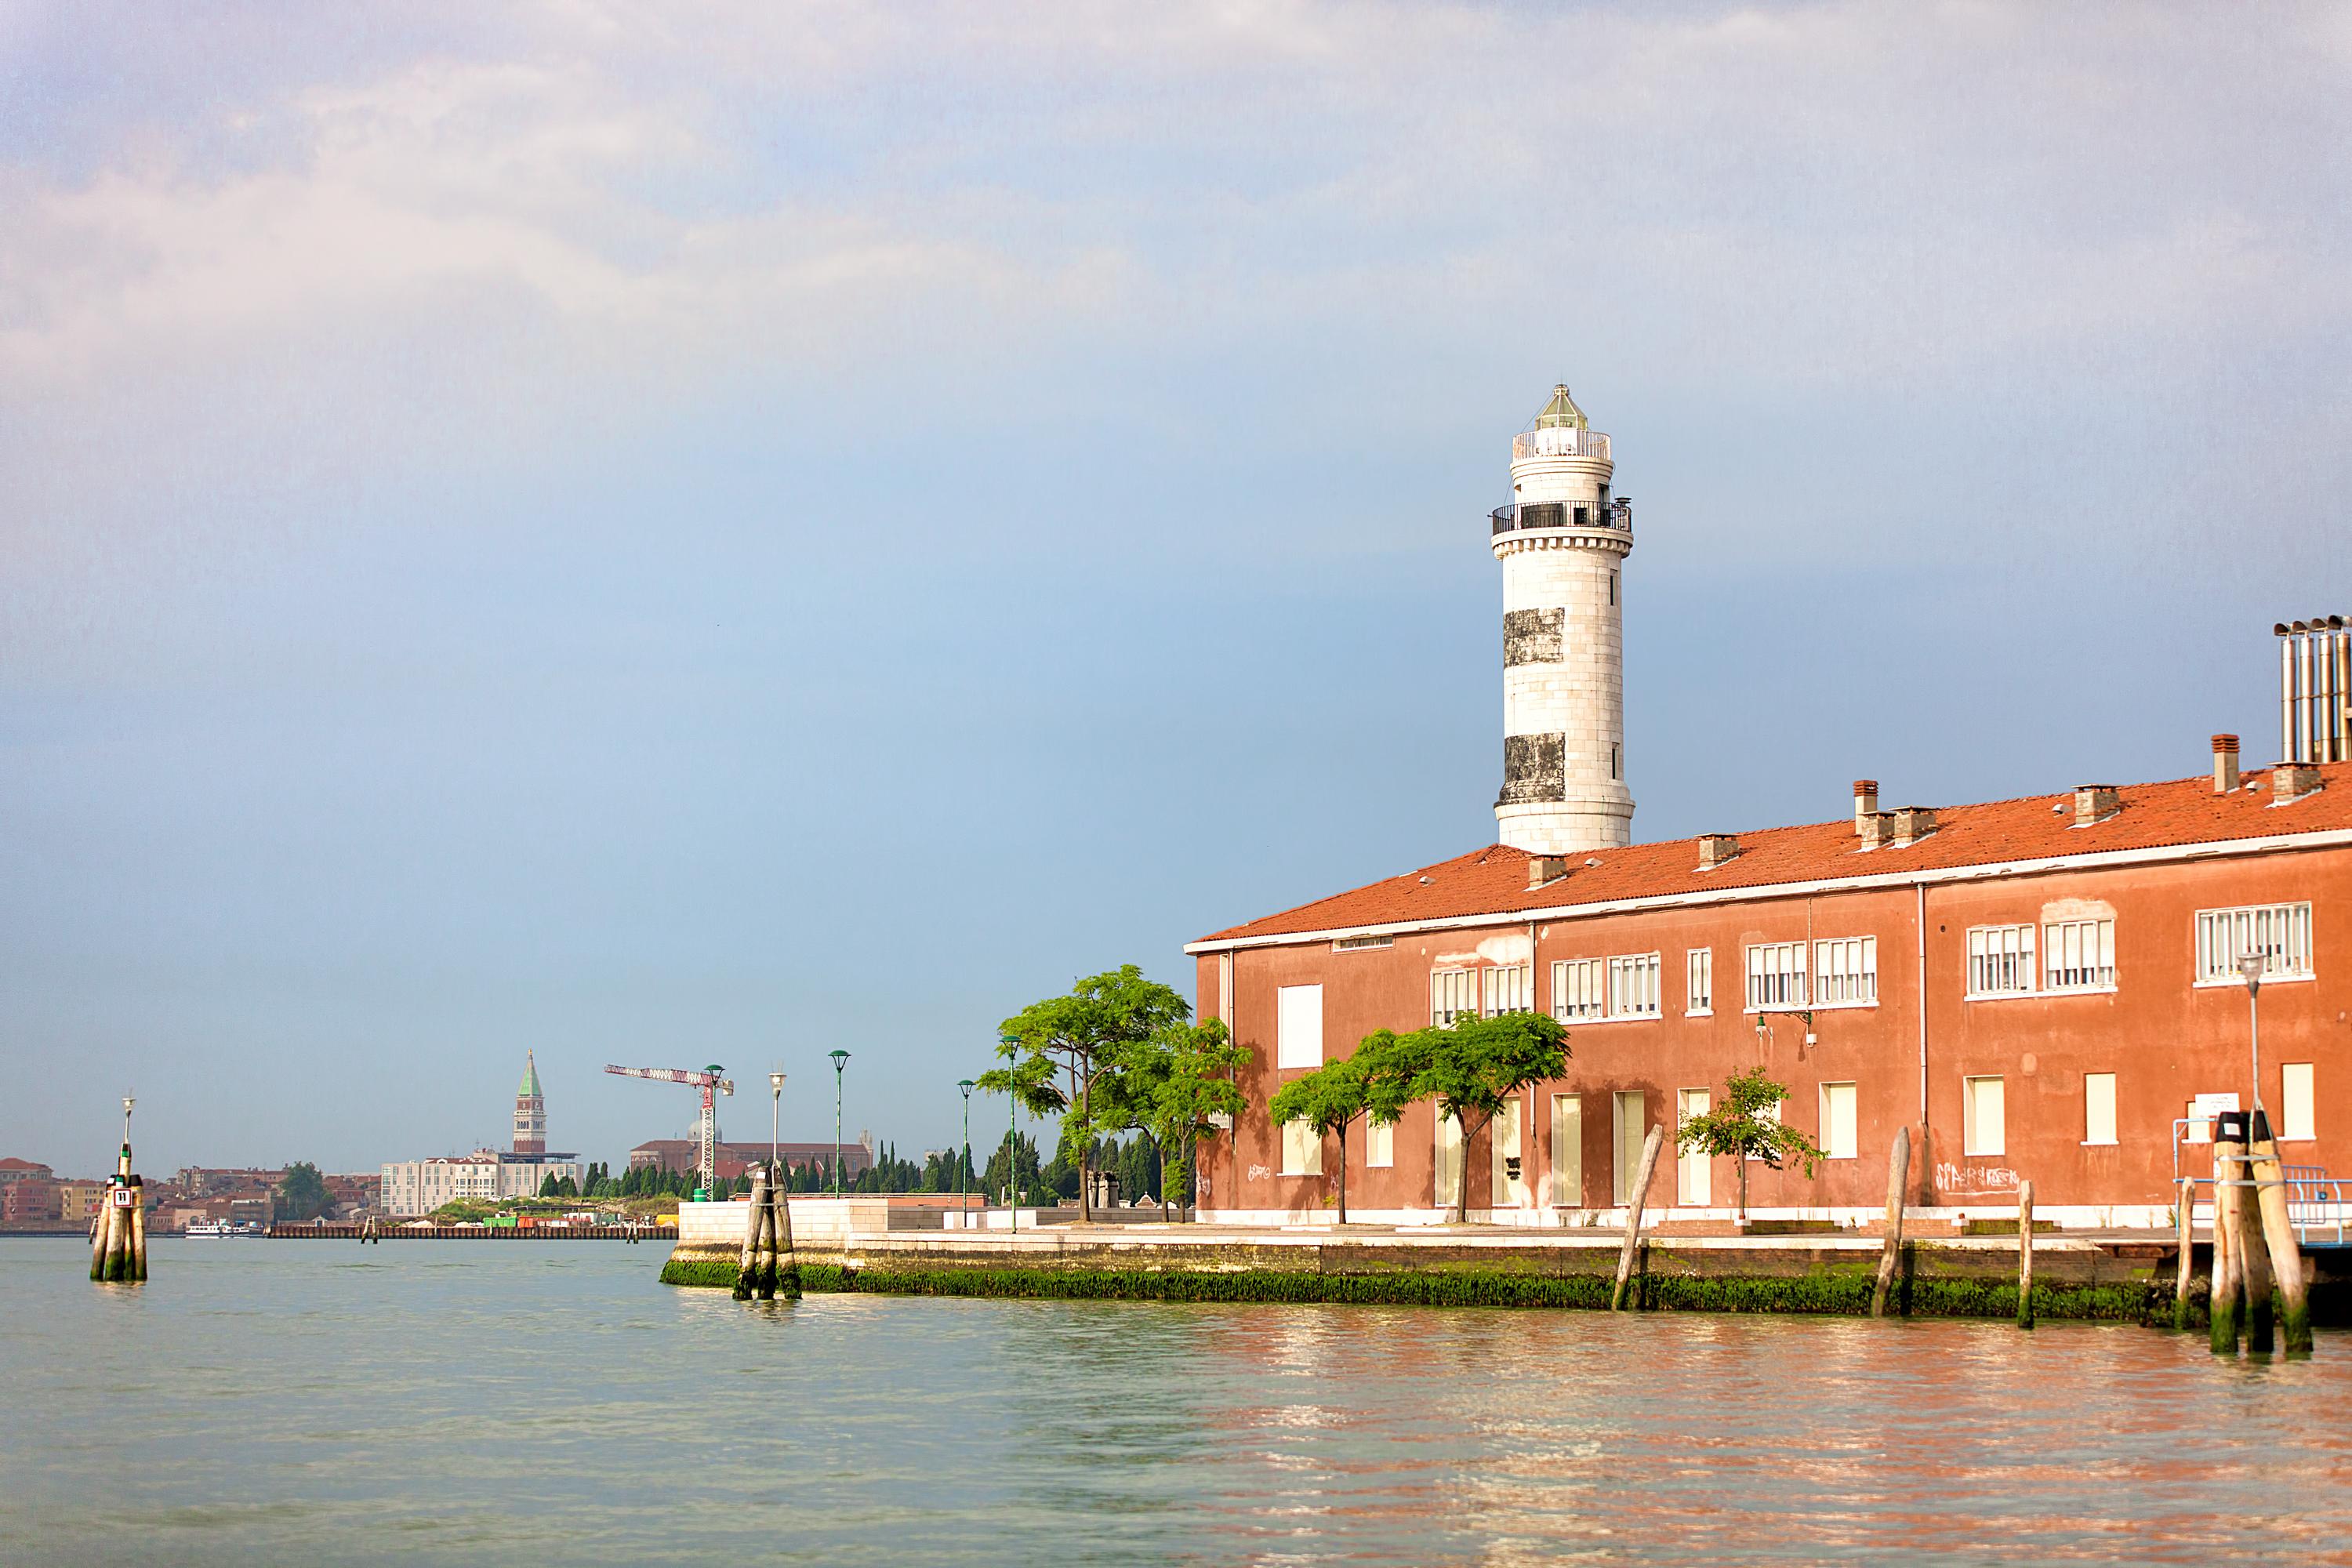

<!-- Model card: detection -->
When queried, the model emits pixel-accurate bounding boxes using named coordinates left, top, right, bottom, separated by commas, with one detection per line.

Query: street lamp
left=2238, top=952, right=2268, bottom=1116
left=769, top=1069, right=786, bottom=1193
left=999, top=1032, right=1019, bottom=1233
left=957, top=1079, right=977, bottom=1216
left=829, top=1050, right=851, bottom=1196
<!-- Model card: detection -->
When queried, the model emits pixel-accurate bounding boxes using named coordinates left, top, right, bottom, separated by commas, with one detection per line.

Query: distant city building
left=1, top=1177, right=60, bottom=1227
left=629, top=1137, right=873, bottom=1185
left=379, top=1053, right=579, bottom=1216
left=0, top=1157, right=54, bottom=1189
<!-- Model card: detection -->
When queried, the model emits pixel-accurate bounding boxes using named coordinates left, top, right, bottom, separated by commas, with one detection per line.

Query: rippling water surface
left=4, top=1238, right=2348, bottom=1566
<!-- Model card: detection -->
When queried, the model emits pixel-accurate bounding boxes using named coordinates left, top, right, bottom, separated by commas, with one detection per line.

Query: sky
left=3, top=2, right=2348, bottom=1177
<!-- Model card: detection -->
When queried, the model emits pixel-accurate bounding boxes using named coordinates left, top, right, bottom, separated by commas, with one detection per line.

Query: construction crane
left=605, top=1063, right=734, bottom=1200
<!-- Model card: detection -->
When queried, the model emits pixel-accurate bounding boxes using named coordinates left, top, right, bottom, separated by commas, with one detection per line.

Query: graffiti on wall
left=1934, top=1160, right=2020, bottom=1196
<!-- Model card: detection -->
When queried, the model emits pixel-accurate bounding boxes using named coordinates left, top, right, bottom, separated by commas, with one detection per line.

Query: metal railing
left=1512, top=429, right=1611, bottom=463
left=2169, top=1119, right=2348, bottom=1246
left=1490, top=500, right=1634, bottom=537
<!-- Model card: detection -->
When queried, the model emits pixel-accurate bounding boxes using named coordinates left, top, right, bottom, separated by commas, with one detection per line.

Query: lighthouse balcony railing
left=1492, top=503, right=1633, bottom=537
left=1512, top=429, right=1611, bottom=463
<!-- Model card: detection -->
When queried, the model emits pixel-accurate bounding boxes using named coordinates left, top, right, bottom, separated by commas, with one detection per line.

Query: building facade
left=380, top=1053, right=580, bottom=1215
left=1187, top=388, right=2350, bottom=1227
left=628, top=1138, right=873, bottom=1185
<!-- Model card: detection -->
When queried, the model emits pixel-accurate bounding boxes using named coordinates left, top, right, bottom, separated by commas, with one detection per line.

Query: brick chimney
left=1853, top=780, right=1878, bottom=836
left=2073, top=785, right=2121, bottom=826
left=1697, top=833, right=1740, bottom=870
left=1857, top=811, right=1895, bottom=851
left=2212, top=734, right=2240, bottom=793
left=2272, top=763, right=2322, bottom=804
left=1526, top=854, right=1569, bottom=890
left=1891, top=806, right=1937, bottom=846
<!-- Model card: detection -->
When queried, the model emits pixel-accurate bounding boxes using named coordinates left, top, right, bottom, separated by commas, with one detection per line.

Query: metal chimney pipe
left=2336, top=620, right=2351, bottom=762
left=2300, top=622, right=2317, bottom=764
left=2322, top=617, right=2342, bottom=763
left=2279, top=624, right=2296, bottom=764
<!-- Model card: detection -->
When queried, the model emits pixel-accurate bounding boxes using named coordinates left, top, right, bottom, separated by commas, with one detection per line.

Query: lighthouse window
left=1610, top=743, right=1621, bottom=779
left=1573, top=506, right=1589, bottom=526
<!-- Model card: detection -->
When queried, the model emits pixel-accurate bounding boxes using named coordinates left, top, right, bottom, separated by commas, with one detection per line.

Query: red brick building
left=1190, top=754, right=2348, bottom=1227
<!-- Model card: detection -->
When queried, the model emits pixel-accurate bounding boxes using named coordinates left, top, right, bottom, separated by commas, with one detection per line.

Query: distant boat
left=183, top=1220, right=263, bottom=1238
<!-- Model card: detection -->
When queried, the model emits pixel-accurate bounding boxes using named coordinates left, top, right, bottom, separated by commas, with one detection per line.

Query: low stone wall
left=659, top=1224, right=2196, bottom=1321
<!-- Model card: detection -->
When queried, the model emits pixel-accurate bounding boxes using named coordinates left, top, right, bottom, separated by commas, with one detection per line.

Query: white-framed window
left=1552, top=959, right=1606, bottom=1022
left=1966, top=924, right=2037, bottom=998
left=1686, top=948, right=1713, bottom=1015
left=1279, top=1118, right=1322, bottom=1176
left=2083, top=1072, right=2117, bottom=1145
left=1431, top=968, right=1478, bottom=1027
left=1608, top=953, right=1663, bottom=1018
left=1276, top=984, right=1323, bottom=1069
left=1744, top=942, right=1807, bottom=1010
left=1743, top=1098, right=1783, bottom=1160
left=2195, top=903, right=2314, bottom=985
left=1483, top=963, right=1531, bottom=1016
left=1365, top=1119, right=1395, bottom=1167
left=1813, top=937, right=1878, bottom=1007
left=2044, top=918, right=2116, bottom=992
left=1434, top=1112, right=1463, bottom=1207
left=1334, top=934, right=1392, bottom=952
left=1676, top=1088, right=1711, bottom=1204
left=2281, top=1064, right=2315, bottom=1142
left=1964, top=1076, right=2005, bottom=1156
left=1549, top=1094, right=1581, bottom=1206
left=1611, top=1091, right=1646, bottom=1206
left=1819, top=1082, right=1857, bottom=1160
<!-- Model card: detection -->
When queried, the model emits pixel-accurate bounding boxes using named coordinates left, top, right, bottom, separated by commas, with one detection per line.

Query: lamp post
left=829, top=1049, right=851, bottom=1197
left=769, top=1069, right=786, bottom=1193
left=2238, top=952, right=2268, bottom=1115
left=957, top=1079, right=976, bottom=1215
left=999, top=1032, right=1019, bottom=1234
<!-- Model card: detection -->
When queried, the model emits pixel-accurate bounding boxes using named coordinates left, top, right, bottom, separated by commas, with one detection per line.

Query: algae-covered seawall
left=660, top=1218, right=2190, bottom=1322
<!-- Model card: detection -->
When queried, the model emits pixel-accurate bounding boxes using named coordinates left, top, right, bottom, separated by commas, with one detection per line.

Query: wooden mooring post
left=2015, top=1180, right=2034, bottom=1330
left=2249, top=1112, right=2313, bottom=1356
left=2172, top=1177, right=2195, bottom=1331
left=735, top=1167, right=770, bottom=1301
left=1611, top=1124, right=1665, bottom=1312
left=1871, top=1126, right=1910, bottom=1318
left=2234, top=1126, right=2276, bottom=1354
left=770, top=1172, right=800, bottom=1299
left=2209, top=1123, right=2244, bottom=1355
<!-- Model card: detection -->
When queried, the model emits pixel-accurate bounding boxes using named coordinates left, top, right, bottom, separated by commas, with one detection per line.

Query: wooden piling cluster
left=89, top=1134, right=147, bottom=1284
left=2205, top=1111, right=2312, bottom=1358
left=732, top=1167, right=800, bottom=1301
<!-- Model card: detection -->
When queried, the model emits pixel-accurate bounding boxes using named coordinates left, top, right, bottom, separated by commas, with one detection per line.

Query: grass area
left=428, top=1196, right=679, bottom=1224
left=659, top=1254, right=2163, bottom=1320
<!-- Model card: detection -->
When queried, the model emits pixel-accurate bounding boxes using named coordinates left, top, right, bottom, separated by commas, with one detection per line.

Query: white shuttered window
left=1483, top=963, right=1531, bottom=1016
left=2195, top=903, right=2314, bottom=984
left=1552, top=959, right=1606, bottom=1022
left=2084, top=1072, right=2117, bottom=1145
left=1745, top=942, right=1807, bottom=1010
left=1967, top=925, right=2037, bottom=997
left=1276, top=985, right=1323, bottom=1069
left=1608, top=953, right=1662, bottom=1018
left=1432, top=968, right=1477, bottom=1026
left=1686, top=948, right=1713, bottom=1014
left=2044, top=919, right=2116, bottom=992
left=1813, top=937, right=1878, bottom=1006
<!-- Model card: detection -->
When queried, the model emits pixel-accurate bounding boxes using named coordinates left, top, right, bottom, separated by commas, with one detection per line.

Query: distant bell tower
left=1490, top=384, right=1635, bottom=854
left=513, top=1052, right=547, bottom=1156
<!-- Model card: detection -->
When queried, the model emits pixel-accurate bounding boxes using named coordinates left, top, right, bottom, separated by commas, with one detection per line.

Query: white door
left=1550, top=1094, right=1583, bottom=1207
left=1434, top=1112, right=1463, bottom=1210
left=1677, top=1089, right=1711, bottom=1205
left=1491, top=1098, right=1526, bottom=1208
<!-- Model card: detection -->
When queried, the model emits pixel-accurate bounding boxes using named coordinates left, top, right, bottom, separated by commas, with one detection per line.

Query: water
left=4, top=1239, right=2348, bottom=1566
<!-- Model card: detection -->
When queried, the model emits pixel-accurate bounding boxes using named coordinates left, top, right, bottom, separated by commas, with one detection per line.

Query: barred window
left=1686, top=948, right=1713, bottom=1015
left=1813, top=937, right=1878, bottom=1006
left=2043, top=918, right=2115, bottom=992
left=1432, top=967, right=1478, bottom=1026
left=1334, top=933, right=1392, bottom=952
left=1607, top=953, right=1662, bottom=1018
left=1552, top=958, right=1606, bottom=1022
left=2195, top=903, right=2314, bottom=984
left=1744, top=942, right=1807, bottom=1010
left=1483, top=963, right=1532, bottom=1015
left=1966, top=924, right=2037, bottom=998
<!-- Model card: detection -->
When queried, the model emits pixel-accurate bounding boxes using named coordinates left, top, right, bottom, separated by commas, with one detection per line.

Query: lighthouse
left=1490, top=384, right=1635, bottom=854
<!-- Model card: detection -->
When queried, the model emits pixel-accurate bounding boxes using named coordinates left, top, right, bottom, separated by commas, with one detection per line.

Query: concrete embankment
left=659, top=1221, right=2205, bottom=1321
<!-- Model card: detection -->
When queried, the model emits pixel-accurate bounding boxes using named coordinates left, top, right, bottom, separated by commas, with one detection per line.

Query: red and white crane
left=605, top=1062, right=734, bottom=1200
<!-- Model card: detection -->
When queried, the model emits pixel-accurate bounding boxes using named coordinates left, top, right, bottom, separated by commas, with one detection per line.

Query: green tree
left=1269, top=1044, right=1384, bottom=1225
left=1675, top=1065, right=1824, bottom=1225
left=1124, top=1018, right=1247, bottom=1220
left=1367, top=1013, right=1570, bottom=1225
left=985, top=966, right=1192, bottom=1221
left=276, top=1161, right=329, bottom=1221
left=981, top=1130, right=1044, bottom=1205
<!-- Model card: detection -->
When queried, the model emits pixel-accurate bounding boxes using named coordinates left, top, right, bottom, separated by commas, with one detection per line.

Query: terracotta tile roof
left=1194, top=763, right=2352, bottom=947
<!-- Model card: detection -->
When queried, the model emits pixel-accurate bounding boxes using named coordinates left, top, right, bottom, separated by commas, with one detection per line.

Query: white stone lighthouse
left=1490, top=384, right=1635, bottom=854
